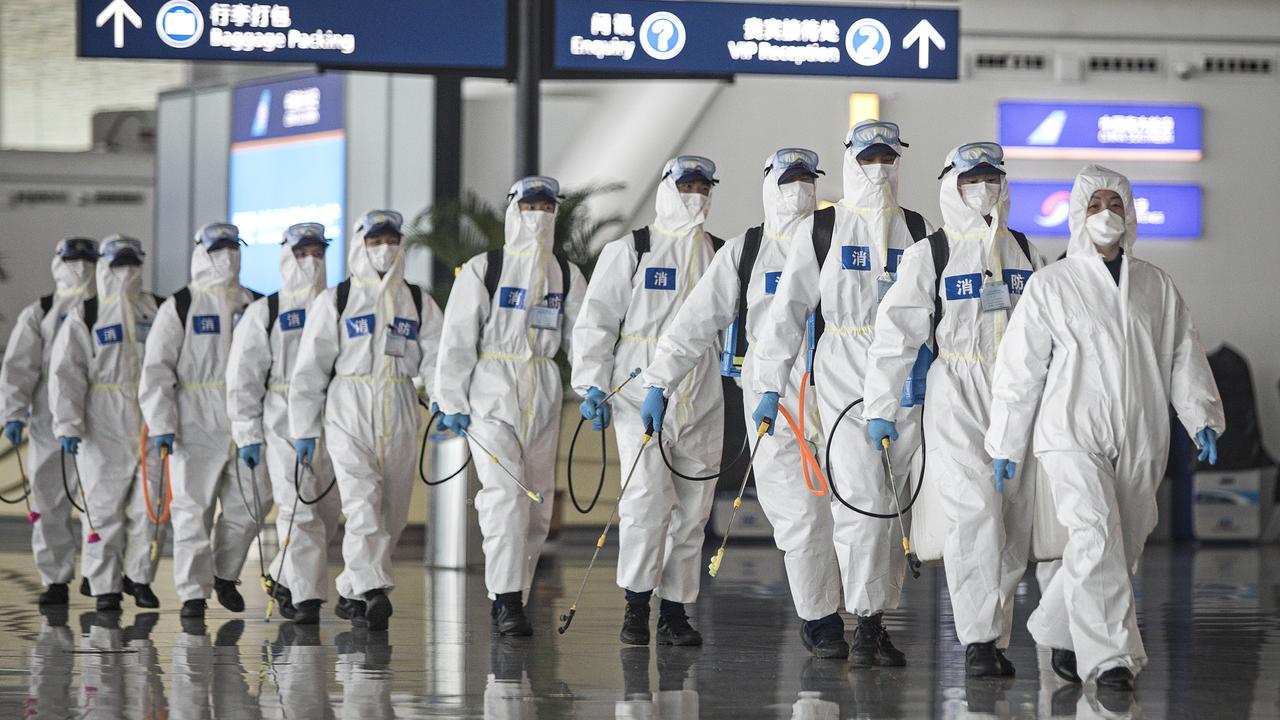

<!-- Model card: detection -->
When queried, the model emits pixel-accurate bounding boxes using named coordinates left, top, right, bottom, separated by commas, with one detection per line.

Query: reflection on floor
left=0, top=534, right=1276, bottom=719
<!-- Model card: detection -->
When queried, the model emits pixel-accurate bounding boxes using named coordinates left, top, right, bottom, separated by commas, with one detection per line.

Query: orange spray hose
left=777, top=371, right=828, bottom=496
left=140, top=425, right=172, bottom=525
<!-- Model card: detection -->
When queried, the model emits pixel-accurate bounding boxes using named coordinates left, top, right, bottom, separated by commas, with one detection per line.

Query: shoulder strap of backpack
left=265, top=293, right=280, bottom=334
left=1009, top=229, right=1033, bottom=267
left=482, top=249, right=504, bottom=302
left=334, top=279, right=351, bottom=317
left=708, top=233, right=725, bottom=252
left=250, top=290, right=264, bottom=301
left=553, top=252, right=572, bottom=294
left=151, top=293, right=165, bottom=305
left=38, top=294, right=54, bottom=317
left=632, top=227, right=650, bottom=264
left=407, top=283, right=423, bottom=316
left=734, top=226, right=765, bottom=358
left=902, top=208, right=928, bottom=242
left=173, top=287, right=192, bottom=329
left=810, top=206, right=836, bottom=270
left=927, top=229, right=951, bottom=353
left=81, top=297, right=98, bottom=330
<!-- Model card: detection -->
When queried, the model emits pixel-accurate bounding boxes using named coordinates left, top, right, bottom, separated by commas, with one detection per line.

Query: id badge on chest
left=876, top=274, right=896, bottom=303
left=135, top=321, right=152, bottom=343
left=529, top=304, right=561, bottom=331
left=384, top=329, right=408, bottom=357
left=980, top=280, right=1012, bottom=313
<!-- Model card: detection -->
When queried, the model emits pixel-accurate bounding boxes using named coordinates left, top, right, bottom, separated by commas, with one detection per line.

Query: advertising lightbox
left=1008, top=181, right=1203, bottom=239
left=999, top=101, right=1203, bottom=161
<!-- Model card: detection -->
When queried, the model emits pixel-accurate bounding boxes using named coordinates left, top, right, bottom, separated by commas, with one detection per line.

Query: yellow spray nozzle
left=708, top=548, right=724, bottom=577
left=527, top=490, right=545, bottom=504
left=732, top=497, right=742, bottom=509
left=756, top=419, right=771, bottom=437
left=150, top=541, right=159, bottom=562
left=881, top=437, right=891, bottom=451
left=902, top=537, right=911, bottom=554
left=265, top=598, right=276, bottom=623
left=596, top=533, right=607, bottom=549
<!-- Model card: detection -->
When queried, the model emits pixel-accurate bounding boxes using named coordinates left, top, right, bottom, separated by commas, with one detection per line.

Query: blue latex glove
left=992, top=459, right=1017, bottom=493
left=752, top=392, right=779, bottom=436
left=3, top=420, right=23, bottom=446
left=295, top=437, right=318, bottom=466
left=640, top=387, right=667, bottom=434
left=579, top=386, right=610, bottom=427
left=866, top=418, right=899, bottom=446
left=1196, top=428, right=1219, bottom=465
left=238, top=443, right=261, bottom=469
left=59, top=436, right=80, bottom=455
left=431, top=402, right=449, bottom=432
left=153, top=433, right=175, bottom=455
left=442, top=413, right=471, bottom=436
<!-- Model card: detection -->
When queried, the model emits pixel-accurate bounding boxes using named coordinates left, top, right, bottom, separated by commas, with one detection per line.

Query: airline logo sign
left=1008, top=181, right=1203, bottom=240
left=554, top=0, right=958, bottom=80
left=999, top=101, right=1203, bottom=161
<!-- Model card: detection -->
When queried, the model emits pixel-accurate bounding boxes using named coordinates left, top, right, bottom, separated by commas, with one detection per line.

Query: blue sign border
left=999, top=100, right=1203, bottom=161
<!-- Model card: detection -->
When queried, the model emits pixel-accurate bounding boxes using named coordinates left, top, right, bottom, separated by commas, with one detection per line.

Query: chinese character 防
left=590, top=12, right=611, bottom=36
left=103, top=328, right=118, bottom=342
left=1009, top=274, right=1025, bottom=292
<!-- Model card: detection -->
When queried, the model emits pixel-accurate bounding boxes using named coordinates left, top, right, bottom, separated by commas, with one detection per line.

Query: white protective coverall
left=643, top=166, right=840, bottom=621
left=434, top=199, right=585, bottom=599
left=48, top=257, right=166, bottom=594
left=986, top=165, right=1225, bottom=679
left=572, top=175, right=723, bottom=603
left=751, top=145, right=928, bottom=616
left=139, top=243, right=258, bottom=601
left=861, top=159, right=1042, bottom=647
left=0, top=255, right=95, bottom=586
left=226, top=244, right=341, bottom=604
left=289, top=230, right=442, bottom=599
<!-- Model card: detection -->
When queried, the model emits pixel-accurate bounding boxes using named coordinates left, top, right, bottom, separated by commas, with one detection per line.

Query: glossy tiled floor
left=1, top=531, right=1277, bottom=719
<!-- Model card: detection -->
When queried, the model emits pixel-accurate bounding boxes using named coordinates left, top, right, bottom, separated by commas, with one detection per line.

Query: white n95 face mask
left=53, top=259, right=94, bottom=290
left=520, top=210, right=555, bottom=237
left=1086, top=209, right=1126, bottom=247
left=960, top=182, right=1001, bottom=216
left=861, top=162, right=896, bottom=185
left=680, top=192, right=711, bottom=226
left=777, top=181, right=817, bottom=217
left=367, top=244, right=400, bottom=274
left=209, top=248, right=240, bottom=278
left=297, top=256, right=325, bottom=282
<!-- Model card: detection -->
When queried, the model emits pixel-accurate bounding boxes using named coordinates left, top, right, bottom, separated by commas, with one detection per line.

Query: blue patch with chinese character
left=644, top=267, right=677, bottom=290
left=1003, top=269, right=1033, bottom=295
left=345, top=314, right=375, bottom=338
left=763, top=271, right=782, bottom=295
left=498, top=287, right=527, bottom=309
left=279, top=309, right=305, bottom=331
left=391, top=317, right=419, bottom=340
left=192, top=315, right=221, bottom=335
left=543, top=292, right=564, bottom=309
left=887, top=248, right=905, bottom=274
left=95, top=324, right=124, bottom=346
left=944, top=274, right=984, bottom=301
left=841, top=245, right=871, bottom=271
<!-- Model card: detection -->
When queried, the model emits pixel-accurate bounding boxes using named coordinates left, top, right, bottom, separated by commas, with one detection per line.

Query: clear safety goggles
left=507, top=175, right=562, bottom=204
left=663, top=155, right=719, bottom=185
left=357, top=209, right=404, bottom=237
left=765, top=148, right=824, bottom=182
left=940, top=142, right=1006, bottom=179
left=100, top=234, right=144, bottom=265
left=196, top=222, right=244, bottom=251
left=845, top=121, right=908, bottom=152
left=55, top=237, right=100, bottom=262
left=283, top=222, right=329, bottom=247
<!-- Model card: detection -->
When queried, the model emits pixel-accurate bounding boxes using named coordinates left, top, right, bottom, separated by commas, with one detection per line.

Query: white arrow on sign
left=95, top=0, right=142, bottom=49
left=903, top=19, right=945, bottom=70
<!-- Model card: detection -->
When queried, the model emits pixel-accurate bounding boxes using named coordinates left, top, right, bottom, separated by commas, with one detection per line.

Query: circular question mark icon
left=639, top=11, right=686, bottom=60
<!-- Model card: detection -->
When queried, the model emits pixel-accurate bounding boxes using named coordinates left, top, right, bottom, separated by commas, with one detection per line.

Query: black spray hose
left=292, top=459, right=339, bottom=505
left=418, top=403, right=472, bottom=487
left=0, top=447, right=33, bottom=506
left=566, top=416, right=607, bottom=514
left=656, top=398, right=749, bottom=482
left=822, top=398, right=927, bottom=519
left=60, top=449, right=87, bottom=514
left=60, top=450, right=101, bottom=542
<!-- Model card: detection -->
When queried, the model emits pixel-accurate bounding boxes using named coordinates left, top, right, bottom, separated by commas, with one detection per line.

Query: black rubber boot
left=273, top=582, right=296, bottom=620
left=128, top=581, right=160, bottom=609
left=655, top=600, right=702, bottom=646
left=994, top=647, right=1016, bottom=677
left=1051, top=648, right=1081, bottom=683
left=293, top=599, right=322, bottom=626
left=95, top=593, right=123, bottom=612
left=801, top=613, right=850, bottom=659
left=214, top=577, right=245, bottom=613
left=964, top=641, right=1002, bottom=677
left=335, top=595, right=361, bottom=620
left=38, top=583, right=69, bottom=606
left=1096, top=667, right=1135, bottom=692
left=180, top=599, right=207, bottom=619
left=848, top=613, right=905, bottom=667
left=620, top=598, right=651, bottom=646
left=492, top=592, right=533, bottom=636
left=363, top=589, right=392, bottom=632
left=79, top=577, right=92, bottom=597
left=121, top=575, right=135, bottom=596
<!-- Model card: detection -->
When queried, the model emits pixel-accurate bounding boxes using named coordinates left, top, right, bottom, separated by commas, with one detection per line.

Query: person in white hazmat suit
left=434, top=177, right=586, bottom=636
left=2, top=237, right=98, bottom=605
left=987, top=165, right=1225, bottom=691
left=289, top=209, right=443, bottom=632
left=573, top=156, right=724, bottom=647
left=226, top=223, right=342, bottom=626
left=862, top=142, right=1043, bottom=677
left=48, top=235, right=166, bottom=611
left=139, top=223, right=260, bottom=619
left=640, top=149, right=850, bottom=658
left=750, top=121, right=932, bottom=666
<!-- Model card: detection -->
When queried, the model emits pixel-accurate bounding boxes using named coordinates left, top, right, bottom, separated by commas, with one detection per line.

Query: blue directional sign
left=79, top=0, right=508, bottom=73
left=552, top=0, right=959, bottom=80
left=1008, top=181, right=1203, bottom=240
left=1000, top=101, right=1203, bottom=161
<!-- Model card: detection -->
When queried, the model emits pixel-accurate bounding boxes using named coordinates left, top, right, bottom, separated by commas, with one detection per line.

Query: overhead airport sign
left=551, top=0, right=959, bottom=80
left=79, top=0, right=508, bottom=73
left=999, top=101, right=1203, bottom=161
left=1009, top=181, right=1203, bottom=239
